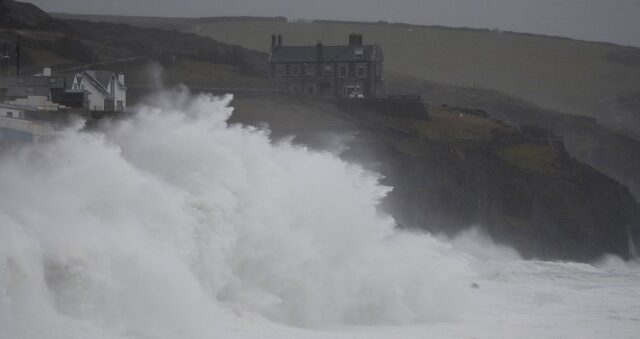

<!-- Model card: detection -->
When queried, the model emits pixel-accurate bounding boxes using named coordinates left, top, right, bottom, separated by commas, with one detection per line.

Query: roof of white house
left=76, top=70, right=125, bottom=98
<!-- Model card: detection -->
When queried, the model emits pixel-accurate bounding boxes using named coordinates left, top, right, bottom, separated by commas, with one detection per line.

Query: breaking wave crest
left=0, top=90, right=475, bottom=338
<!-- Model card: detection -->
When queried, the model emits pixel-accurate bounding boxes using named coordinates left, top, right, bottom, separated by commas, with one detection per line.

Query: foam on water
left=0, top=90, right=477, bottom=338
left=2, top=90, right=640, bottom=338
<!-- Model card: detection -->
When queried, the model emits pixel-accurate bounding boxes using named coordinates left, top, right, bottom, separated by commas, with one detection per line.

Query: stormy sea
left=1, top=91, right=639, bottom=339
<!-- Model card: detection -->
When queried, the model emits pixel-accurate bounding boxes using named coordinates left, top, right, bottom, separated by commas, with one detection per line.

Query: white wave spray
left=0, top=90, right=475, bottom=338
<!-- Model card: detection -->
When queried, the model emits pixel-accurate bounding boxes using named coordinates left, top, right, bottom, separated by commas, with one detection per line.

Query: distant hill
left=54, top=14, right=640, bottom=138
left=197, top=20, right=640, bottom=138
left=0, top=1, right=267, bottom=77
left=0, top=0, right=68, bottom=31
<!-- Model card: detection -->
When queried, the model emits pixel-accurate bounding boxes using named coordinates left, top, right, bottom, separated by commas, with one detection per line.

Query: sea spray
left=628, top=226, right=638, bottom=259
left=0, top=90, right=473, bottom=338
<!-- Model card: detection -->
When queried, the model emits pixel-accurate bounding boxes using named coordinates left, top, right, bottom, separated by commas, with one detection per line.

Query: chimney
left=277, top=34, right=283, bottom=47
left=349, top=33, right=363, bottom=46
left=42, top=67, right=51, bottom=77
left=348, top=32, right=357, bottom=45
left=316, top=40, right=323, bottom=60
left=118, top=72, right=125, bottom=85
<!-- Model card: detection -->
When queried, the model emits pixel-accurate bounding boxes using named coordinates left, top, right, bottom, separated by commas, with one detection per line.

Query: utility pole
left=1, top=44, right=5, bottom=76
left=15, top=39, right=20, bottom=76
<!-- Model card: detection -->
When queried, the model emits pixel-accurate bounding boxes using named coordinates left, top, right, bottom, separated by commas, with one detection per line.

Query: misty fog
left=31, top=0, right=640, bottom=47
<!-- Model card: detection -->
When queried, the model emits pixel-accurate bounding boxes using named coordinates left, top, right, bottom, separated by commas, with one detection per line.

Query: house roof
left=270, top=44, right=383, bottom=63
left=83, top=70, right=116, bottom=89
left=0, top=75, right=66, bottom=89
left=6, top=86, right=51, bottom=98
left=77, top=70, right=125, bottom=98
left=0, top=103, right=36, bottom=111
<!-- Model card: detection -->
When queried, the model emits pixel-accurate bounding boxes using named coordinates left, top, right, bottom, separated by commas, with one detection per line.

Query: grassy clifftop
left=226, top=94, right=640, bottom=261
left=60, top=14, right=640, bottom=137
left=192, top=20, right=640, bottom=136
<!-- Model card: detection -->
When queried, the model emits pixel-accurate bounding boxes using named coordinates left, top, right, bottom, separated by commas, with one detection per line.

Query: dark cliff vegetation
left=0, top=0, right=68, bottom=31
left=0, top=0, right=267, bottom=76
left=226, top=96, right=640, bottom=261
left=62, top=20, right=268, bottom=76
left=2, top=0, right=639, bottom=261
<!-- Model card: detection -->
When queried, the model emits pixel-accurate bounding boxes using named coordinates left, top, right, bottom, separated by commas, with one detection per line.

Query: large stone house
left=71, top=70, right=126, bottom=111
left=269, top=33, right=384, bottom=98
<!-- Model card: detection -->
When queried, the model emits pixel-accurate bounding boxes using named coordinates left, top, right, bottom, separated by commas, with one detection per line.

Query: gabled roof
left=76, top=70, right=125, bottom=97
left=83, top=70, right=116, bottom=89
left=270, top=44, right=383, bottom=63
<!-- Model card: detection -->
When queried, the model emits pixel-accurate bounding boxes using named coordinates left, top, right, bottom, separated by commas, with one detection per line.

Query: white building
left=0, top=103, right=59, bottom=144
left=71, top=70, right=126, bottom=112
left=0, top=103, right=28, bottom=119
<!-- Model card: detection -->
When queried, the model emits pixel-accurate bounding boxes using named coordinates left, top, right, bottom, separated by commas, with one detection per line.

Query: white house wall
left=0, top=107, right=25, bottom=119
left=83, top=80, right=107, bottom=111
left=114, top=83, right=126, bottom=110
left=73, top=72, right=127, bottom=112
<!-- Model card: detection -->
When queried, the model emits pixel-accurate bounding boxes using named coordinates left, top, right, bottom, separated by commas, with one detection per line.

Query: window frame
left=356, top=63, right=367, bottom=78
left=304, top=64, right=316, bottom=76
left=291, top=65, right=301, bottom=76
left=339, top=64, right=348, bottom=78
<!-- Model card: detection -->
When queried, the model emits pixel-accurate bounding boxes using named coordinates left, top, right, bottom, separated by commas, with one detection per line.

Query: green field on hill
left=188, top=20, right=640, bottom=135
left=54, top=14, right=640, bottom=136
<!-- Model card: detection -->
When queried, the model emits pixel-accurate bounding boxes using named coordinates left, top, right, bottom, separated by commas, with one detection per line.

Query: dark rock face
left=342, top=136, right=640, bottom=261
left=252, top=97, right=640, bottom=262
left=226, top=94, right=640, bottom=262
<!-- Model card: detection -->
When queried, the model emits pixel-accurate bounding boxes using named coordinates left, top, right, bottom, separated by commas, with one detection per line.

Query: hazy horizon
left=30, top=0, right=640, bottom=47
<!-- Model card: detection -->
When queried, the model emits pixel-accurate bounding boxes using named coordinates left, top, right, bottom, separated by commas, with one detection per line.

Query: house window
left=49, top=78, right=57, bottom=84
left=354, top=48, right=364, bottom=59
left=339, top=64, right=347, bottom=77
left=117, top=100, right=124, bottom=111
left=307, top=85, right=315, bottom=95
left=346, top=85, right=362, bottom=98
left=291, top=65, right=301, bottom=76
left=323, top=64, right=333, bottom=75
left=276, top=65, right=285, bottom=76
left=304, top=64, right=316, bottom=76
left=356, top=64, right=367, bottom=77
left=6, top=111, right=13, bottom=118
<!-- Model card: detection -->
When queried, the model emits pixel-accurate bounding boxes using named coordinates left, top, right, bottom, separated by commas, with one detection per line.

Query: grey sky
left=32, top=0, right=640, bottom=47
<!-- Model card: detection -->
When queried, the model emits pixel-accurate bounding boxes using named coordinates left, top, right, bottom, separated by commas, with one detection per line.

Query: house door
left=104, top=99, right=114, bottom=111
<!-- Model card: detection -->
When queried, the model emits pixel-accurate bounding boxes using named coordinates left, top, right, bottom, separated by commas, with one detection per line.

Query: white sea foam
left=0, top=90, right=479, bottom=338
left=2, top=90, right=639, bottom=338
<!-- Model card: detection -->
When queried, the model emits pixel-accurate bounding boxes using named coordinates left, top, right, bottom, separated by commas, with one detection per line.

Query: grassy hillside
left=196, top=21, right=640, bottom=133
left=58, top=14, right=640, bottom=136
